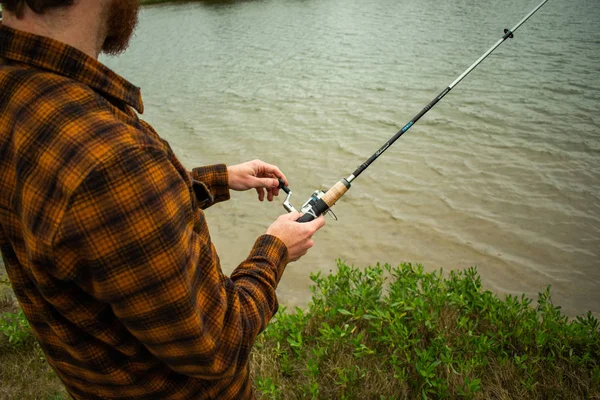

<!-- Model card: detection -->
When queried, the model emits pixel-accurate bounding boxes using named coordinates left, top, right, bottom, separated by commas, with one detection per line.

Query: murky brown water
left=98, top=0, right=597, bottom=317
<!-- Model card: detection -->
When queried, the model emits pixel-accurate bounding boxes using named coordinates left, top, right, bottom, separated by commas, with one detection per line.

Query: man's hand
left=227, top=160, right=288, bottom=202
left=266, top=212, right=326, bottom=262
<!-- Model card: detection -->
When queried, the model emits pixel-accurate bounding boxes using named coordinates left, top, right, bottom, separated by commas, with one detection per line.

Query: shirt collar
left=0, top=24, right=144, bottom=114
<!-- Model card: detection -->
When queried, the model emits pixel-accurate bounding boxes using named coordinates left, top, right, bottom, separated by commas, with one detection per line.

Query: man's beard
left=101, top=0, right=140, bottom=56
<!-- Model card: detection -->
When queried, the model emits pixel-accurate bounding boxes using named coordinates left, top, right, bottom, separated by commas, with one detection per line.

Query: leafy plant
left=251, top=261, right=600, bottom=399
left=0, top=308, right=33, bottom=347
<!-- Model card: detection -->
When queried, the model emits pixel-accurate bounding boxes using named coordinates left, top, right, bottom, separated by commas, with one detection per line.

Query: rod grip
left=297, top=213, right=315, bottom=223
left=322, top=180, right=350, bottom=207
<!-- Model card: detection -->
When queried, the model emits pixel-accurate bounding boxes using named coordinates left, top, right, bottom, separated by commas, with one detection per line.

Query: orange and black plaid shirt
left=0, top=25, right=289, bottom=399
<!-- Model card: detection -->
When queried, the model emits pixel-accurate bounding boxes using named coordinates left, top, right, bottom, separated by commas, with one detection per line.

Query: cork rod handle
left=322, top=180, right=349, bottom=207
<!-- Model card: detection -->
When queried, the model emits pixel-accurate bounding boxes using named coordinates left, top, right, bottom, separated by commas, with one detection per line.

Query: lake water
left=100, top=0, right=600, bottom=317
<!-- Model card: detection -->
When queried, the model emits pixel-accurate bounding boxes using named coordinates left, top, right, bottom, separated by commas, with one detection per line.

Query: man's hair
left=0, top=0, right=74, bottom=17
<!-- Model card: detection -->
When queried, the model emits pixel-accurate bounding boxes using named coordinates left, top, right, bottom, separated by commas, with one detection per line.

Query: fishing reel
left=279, top=179, right=338, bottom=222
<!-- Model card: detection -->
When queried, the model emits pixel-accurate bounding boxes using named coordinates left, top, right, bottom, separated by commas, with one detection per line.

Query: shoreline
left=1, top=263, right=599, bottom=399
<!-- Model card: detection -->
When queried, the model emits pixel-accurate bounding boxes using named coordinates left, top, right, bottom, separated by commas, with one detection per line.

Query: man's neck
left=2, top=5, right=106, bottom=59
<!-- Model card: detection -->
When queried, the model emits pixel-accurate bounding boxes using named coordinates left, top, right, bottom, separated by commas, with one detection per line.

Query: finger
left=308, top=215, right=326, bottom=231
left=256, top=187, right=265, bottom=202
left=258, top=162, right=288, bottom=186
left=267, top=188, right=275, bottom=202
left=252, top=177, right=280, bottom=190
left=278, top=171, right=288, bottom=187
left=269, top=189, right=277, bottom=201
left=299, top=248, right=309, bottom=259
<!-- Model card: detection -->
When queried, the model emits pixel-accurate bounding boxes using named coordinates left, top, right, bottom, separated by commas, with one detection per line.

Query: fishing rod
left=279, top=0, right=550, bottom=223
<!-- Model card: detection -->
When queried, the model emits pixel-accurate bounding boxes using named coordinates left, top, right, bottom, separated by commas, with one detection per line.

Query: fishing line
left=279, top=0, right=550, bottom=222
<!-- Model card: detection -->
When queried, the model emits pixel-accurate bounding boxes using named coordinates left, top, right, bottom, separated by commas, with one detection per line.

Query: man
left=0, top=0, right=325, bottom=398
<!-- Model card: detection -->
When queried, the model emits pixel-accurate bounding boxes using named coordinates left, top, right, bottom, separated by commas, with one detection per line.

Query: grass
left=250, top=262, right=600, bottom=399
left=1, top=263, right=599, bottom=399
left=0, top=343, right=68, bottom=400
left=0, top=296, right=69, bottom=400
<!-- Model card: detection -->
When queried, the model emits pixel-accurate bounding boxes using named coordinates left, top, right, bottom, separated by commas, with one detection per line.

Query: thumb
left=281, top=212, right=302, bottom=221
left=253, top=176, right=279, bottom=189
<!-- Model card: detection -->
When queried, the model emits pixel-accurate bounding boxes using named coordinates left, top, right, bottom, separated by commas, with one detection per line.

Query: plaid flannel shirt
left=0, top=25, right=289, bottom=399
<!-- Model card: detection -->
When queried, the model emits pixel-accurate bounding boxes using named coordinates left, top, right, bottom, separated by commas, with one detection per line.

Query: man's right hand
left=266, top=212, right=326, bottom=262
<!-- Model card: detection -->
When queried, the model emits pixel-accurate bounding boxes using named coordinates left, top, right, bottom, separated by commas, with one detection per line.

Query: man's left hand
left=227, top=160, right=288, bottom=202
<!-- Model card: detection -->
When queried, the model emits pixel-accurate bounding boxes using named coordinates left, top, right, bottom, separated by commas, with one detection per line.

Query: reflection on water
left=103, top=0, right=600, bottom=317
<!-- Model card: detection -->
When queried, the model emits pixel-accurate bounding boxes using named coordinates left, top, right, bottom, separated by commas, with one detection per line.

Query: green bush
left=251, top=262, right=600, bottom=399
left=0, top=308, right=33, bottom=347
left=1, top=263, right=599, bottom=399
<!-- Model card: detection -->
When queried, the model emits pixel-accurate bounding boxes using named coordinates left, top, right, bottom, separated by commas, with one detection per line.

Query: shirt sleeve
left=52, top=145, right=289, bottom=380
left=190, top=164, right=230, bottom=209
